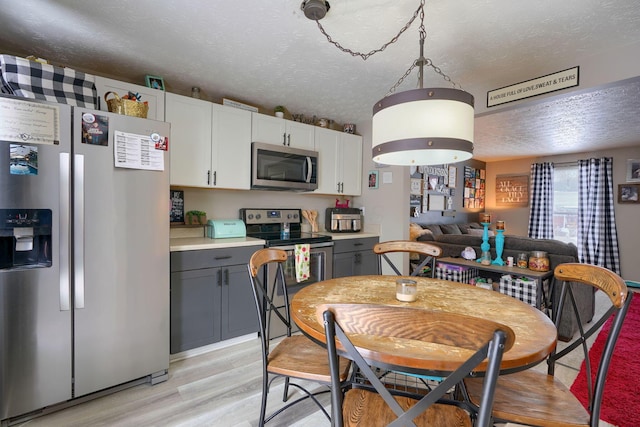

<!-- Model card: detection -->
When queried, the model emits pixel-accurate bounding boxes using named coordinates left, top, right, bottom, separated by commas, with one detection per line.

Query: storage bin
left=435, top=265, right=478, bottom=284
left=499, top=276, right=542, bottom=308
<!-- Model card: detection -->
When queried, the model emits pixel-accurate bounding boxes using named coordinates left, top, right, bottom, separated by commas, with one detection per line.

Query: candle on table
left=496, top=220, right=505, bottom=230
left=479, top=213, right=491, bottom=223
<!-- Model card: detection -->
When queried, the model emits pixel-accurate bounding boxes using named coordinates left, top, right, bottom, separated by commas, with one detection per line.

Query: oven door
left=266, top=242, right=333, bottom=337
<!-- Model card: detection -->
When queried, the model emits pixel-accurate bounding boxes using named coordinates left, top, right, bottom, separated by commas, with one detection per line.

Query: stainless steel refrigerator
left=0, top=94, right=170, bottom=422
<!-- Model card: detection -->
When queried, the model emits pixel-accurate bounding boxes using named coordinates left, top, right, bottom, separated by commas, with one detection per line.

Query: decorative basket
left=104, top=91, right=149, bottom=118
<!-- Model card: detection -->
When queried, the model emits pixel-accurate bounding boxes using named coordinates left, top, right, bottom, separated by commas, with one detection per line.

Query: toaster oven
left=325, top=207, right=362, bottom=233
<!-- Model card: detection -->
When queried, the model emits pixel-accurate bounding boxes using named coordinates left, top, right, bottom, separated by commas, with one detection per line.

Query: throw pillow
left=423, top=224, right=444, bottom=236
left=440, top=224, right=462, bottom=235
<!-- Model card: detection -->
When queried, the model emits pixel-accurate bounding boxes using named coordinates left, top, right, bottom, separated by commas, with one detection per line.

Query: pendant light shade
left=372, top=87, right=475, bottom=165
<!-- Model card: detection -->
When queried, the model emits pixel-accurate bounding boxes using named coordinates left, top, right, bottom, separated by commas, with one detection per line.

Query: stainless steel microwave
left=251, top=142, right=318, bottom=191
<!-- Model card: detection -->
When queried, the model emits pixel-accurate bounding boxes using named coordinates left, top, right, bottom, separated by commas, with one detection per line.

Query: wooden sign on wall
left=496, top=175, right=529, bottom=207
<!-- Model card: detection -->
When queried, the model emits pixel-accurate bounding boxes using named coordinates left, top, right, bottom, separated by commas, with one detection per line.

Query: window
left=552, top=165, right=578, bottom=244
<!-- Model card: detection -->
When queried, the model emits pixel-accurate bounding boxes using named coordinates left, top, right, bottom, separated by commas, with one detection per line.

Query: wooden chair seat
left=464, top=369, right=589, bottom=427
left=268, top=334, right=351, bottom=383
left=341, top=388, right=472, bottom=427
left=323, top=304, right=512, bottom=427
left=248, top=248, right=352, bottom=425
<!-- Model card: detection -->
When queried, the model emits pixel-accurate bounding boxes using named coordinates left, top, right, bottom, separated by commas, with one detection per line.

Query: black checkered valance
left=0, top=55, right=98, bottom=108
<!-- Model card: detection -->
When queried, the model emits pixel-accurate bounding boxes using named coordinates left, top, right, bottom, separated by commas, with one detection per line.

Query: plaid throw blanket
left=0, top=55, right=97, bottom=108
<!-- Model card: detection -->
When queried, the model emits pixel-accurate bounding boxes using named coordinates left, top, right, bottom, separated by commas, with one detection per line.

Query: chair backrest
left=322, top=303, right=514, bottom=427
left=551, top=263, right=633, bottom=422
left=374, top=240, right=443, bottom=277
left=247, top=248, right=291, bottom=353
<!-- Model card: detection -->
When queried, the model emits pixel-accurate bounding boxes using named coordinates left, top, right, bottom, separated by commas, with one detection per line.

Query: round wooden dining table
left=291, top=275, right=557, bottom=374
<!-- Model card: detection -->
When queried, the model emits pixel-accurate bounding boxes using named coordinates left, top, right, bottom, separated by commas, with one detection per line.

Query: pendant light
left=304, top=0, right=474, bottom=166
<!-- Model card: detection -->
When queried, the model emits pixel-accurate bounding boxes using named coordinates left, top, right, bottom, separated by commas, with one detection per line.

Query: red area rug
left=570, top=294, right=640, bottom=427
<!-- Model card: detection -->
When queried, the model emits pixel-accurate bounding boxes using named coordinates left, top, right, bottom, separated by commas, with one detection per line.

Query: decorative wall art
left=463, top=166, right=485, bottom=209
left=626, top=159, right=640, bottom=182
left=409, top=165, right=454, bottom=216
left=618, top=184, right=640, bottom=204
left=496, top=174, right=529, bottom=207
left=170, top=190, right=185, bottom=224
left=368, top=170, right=379, bottom=189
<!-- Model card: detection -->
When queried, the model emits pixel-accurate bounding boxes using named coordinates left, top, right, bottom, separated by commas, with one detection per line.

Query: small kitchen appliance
left=206, top=219, right=246, bottom=239
left=250, top=142, right=318, bottom=191
left=325, top=207, right=362, bottom=233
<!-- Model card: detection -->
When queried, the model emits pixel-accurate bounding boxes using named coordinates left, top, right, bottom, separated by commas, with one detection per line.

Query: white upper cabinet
left=211, top=103, right=252, bottom=189
left=166, top=93, right=251, bottom=189
left=94, top=76, right=165, bottom=121
left=340, top=132, right=363, bottom=196
left=251, top=113, right=314, bottom=150
left=314, top=127, right=362, bottom=196
left=166, top=93, right=213, bottom=187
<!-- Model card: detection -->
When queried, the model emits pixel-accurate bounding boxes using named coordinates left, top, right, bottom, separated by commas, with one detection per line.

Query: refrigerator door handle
left=59, top=153, right=71, bottom=311
left=74, top=154, right=85, bottom=309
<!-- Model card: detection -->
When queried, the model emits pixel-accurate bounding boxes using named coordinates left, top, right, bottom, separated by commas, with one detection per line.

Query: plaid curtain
left=528, top=162, right=554, bottom=239
left=578, top=158, right=621, bottom=274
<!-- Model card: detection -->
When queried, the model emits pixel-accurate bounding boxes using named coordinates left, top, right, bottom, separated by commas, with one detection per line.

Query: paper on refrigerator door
left=113, top=130, right=165, bottom=171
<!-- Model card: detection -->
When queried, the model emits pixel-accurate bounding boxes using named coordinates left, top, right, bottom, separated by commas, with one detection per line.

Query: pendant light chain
left=311, top=0, right=463, bottom=95
left=315, top=1, right=424, bottom=61
left=388, top=1, right=463, bottom=94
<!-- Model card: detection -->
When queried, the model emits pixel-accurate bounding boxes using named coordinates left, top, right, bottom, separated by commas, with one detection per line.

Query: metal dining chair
left=247, top=248, right=351, bottom=426
left=463, top=263, right=633, bottom=427
left=374, top=240, right=443, bottom=277
left=322, top=303, right=514, bottom=427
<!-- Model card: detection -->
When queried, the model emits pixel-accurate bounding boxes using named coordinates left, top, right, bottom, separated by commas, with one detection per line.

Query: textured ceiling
left=1, top=0, right=640, bottom=161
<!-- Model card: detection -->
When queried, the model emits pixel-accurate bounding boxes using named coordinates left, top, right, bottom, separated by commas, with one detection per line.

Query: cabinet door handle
left=214, top=255, right=232, bottom=260
left=217, top=269, right=223, bottom=286
left=283, top=132, right=287, bottom=145
left=224, top=269, right=229, bottom=285
left=355, top=253, right=361, bottom=264
left=353, top=242, right=364, bottom=247
left=213, top=171, right=217, bottom=186
left=287, top=134, right=291, bottom=146
left=207, top=170, right=211, bottom=185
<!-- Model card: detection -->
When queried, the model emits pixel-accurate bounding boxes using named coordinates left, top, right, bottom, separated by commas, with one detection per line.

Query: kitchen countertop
left=318, top=232, right=379, bottom=240
left=170, top=232, right=379, bottom=252
left=170, top=237, right=266, bottom=252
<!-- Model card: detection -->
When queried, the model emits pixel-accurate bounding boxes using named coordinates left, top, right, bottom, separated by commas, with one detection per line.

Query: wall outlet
left=360, top=207, right=365, bottom=216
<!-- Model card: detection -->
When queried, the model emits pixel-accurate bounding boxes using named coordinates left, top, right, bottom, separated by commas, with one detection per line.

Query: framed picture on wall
left=368, top=170, right=379, bottom=189
left=626, top=159, right=640, bottom=182
left=448, top=166, right=457, bottom=188
left=618, top=184, right=640, bottom=203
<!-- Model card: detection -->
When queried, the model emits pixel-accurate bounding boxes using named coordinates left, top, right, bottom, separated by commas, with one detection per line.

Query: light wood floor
left=17, top=337, right=331, bottom=427
left=17, top=292, right=615, bottom=427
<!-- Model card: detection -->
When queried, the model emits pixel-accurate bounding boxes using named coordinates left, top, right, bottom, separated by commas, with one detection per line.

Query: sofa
left=410, top=222, right=594, bottom=340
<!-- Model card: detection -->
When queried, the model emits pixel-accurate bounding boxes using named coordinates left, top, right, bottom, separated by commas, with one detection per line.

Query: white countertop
left=170, top=237, right=266, bottom=252
left=170, top=232, right=379, bottom=252
left=318, top=232, right=379, bottom=240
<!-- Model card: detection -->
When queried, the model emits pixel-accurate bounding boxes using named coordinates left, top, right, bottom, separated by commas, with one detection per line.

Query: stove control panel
left=240, top=208, right=301, bottom=225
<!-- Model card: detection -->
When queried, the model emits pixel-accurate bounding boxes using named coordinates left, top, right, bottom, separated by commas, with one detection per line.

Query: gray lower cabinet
left=332, top=236, right=379, bottom=278
left=170, top=246, right=259, bottom=354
